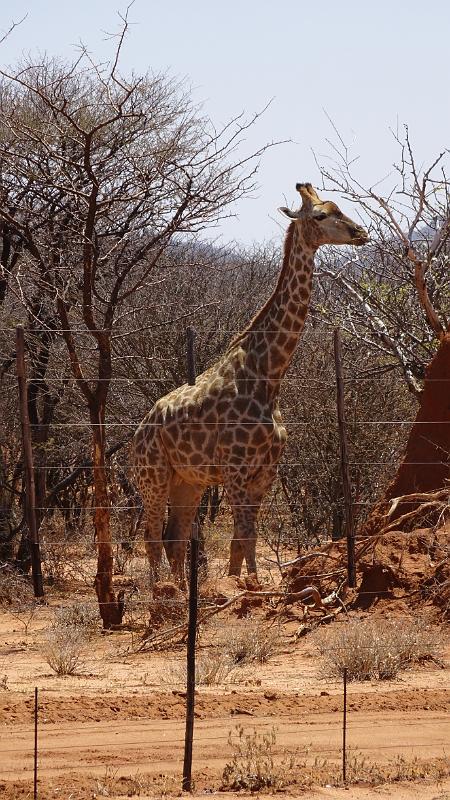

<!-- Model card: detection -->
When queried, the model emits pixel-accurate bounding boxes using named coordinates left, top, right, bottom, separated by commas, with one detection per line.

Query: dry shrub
left=148, top=581, right=186, bottom=629
left=163, top=650, right=236, bottom=687
left=40, top=521, right=95, bottom=587
left=344, top=751, right=450, bottom=785
left=225, top=620, right=280, bottom=666
left=315, top=616, right=442, bottom=681
left=196, top=651, right=236, bottom=686
left=223, top=732, right=450, bottom=792
left=0, top=568, right=39, bottom=634
left=222, top=725, right=293, bottom=791
left=304, top=750, right=450, bottom=788
left=41, top=623, right=88, bottom=676
left=93, top=767, right=178, bottom=797
left=53, top=601, right=99, bottom=638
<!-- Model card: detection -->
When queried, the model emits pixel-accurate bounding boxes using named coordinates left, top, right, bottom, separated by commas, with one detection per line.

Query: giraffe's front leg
left=225, top=478, right=261, bottom=577
left=226, top=467, right=277, bottom=577
left=229, top=502, right=259, bottom=576
left=229, top=536, right=245, bottom=577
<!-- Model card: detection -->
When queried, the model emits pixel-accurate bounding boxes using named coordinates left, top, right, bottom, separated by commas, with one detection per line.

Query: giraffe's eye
left=314, top=212, right=327, bottom=221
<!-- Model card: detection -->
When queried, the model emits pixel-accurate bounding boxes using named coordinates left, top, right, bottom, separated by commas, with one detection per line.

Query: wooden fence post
left=16, top=326, right=44, bottom=599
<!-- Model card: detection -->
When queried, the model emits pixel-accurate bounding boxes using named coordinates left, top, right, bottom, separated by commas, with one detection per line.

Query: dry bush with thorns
left=222, top=725, right=294, bottom=791
left=41, top=622, right=89, bottom=676
left=161, top=650, right=237, bottom=687
left=53, top=601, right=99, bottom=639
left=314, top=616, right=442, bottom=681
left=224, top=620, right=281, bottom=666
left=0, top=568, right=39, bottom=635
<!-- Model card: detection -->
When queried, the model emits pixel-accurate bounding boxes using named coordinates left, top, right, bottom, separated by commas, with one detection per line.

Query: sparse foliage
left=222, top=725, right=293, bottom=791
left=224, top=620, right=280, bottom=665
left=315, top=616, right=442, bottom=681
left=0, top=568, right=39, bottom=634
left=41, top=621, right=88, bottom=675
left=163, top=650, right=236, bottom=687
left=53, top=601, right=99, bottom=639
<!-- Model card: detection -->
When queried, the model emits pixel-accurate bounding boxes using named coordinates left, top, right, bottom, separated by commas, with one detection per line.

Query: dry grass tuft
left=224, top=620, right=280, bottom=666
left=41, top=622, right=88, bottom=676
left=314, top=616, right=442, bottom=681
left=222, top=725, right=293, bottom=791
left=162, top=649, right=237, bottom=687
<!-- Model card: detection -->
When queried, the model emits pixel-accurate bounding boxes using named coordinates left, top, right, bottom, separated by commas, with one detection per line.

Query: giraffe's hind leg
left=134, top=449, right=172, bottom=583
left=164, top=480, right=203, bottom=586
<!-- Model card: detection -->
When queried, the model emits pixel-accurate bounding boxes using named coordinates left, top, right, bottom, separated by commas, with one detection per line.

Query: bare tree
left=316, top=126, right=450, bottom=524
left=0, top=15, right=272, bottom=626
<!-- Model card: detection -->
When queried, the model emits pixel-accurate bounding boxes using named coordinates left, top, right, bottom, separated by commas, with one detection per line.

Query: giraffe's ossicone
left=132, top=183, right=368, bottom=584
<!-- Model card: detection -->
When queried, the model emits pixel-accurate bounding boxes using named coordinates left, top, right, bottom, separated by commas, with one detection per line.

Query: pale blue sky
left=1, top=0, right=449, bottom=245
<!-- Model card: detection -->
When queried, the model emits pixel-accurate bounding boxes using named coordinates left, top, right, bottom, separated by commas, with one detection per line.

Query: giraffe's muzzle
left=348, top=225, right=369, bottom=245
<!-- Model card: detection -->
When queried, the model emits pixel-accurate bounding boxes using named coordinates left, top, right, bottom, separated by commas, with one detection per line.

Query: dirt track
left=0, top=587, right=449, bottom=799
left=1, top=665, right=449, bottom=798
left=1, top=698, right=450, bottom=799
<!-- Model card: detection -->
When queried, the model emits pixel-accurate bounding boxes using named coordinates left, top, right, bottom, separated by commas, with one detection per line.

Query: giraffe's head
left=279, top=183, right=368, bottom=249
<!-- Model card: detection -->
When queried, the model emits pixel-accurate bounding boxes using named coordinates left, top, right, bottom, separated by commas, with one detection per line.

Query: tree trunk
left=90, top=403, right=124, bottom=629
left=361, top=333, right=450, bottom=533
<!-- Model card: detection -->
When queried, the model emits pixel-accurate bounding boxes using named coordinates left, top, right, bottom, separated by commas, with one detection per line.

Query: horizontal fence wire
left=4, top=713, right=446, bottom=740
left=29, top=497, right=450, bottom=508
left=23, top=423, right=449, bottom=428
left=0, top=325, right=441, bottom=333
left=2, top=306, right=449, bottom=791
left=2, top=374, right=450, bottom=383
left=1, top=733, right=445, bottom=759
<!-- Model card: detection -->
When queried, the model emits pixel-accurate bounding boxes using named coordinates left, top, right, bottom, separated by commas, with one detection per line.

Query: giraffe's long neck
left=235, top=223, right=316, bottom=394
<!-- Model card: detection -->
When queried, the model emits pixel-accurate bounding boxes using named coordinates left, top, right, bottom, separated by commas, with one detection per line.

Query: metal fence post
left=342, top=667, right=348, bottom=784
left=334, top=329, right=356, bottom=588
left=34, top=686, right=38, bottom=800
left=16, top=326, right=44, bottom=599
left=182, top=326, right=198, bottom=792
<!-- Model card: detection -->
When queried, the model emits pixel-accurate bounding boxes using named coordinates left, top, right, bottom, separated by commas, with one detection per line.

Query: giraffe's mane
left=226, top=222, right=295, bottom=351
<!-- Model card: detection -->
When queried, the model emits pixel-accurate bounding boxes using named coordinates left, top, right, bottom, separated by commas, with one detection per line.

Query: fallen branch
left=133, top=591, right=249, bottom=652
left=380, top=495, right=449, bottom=536
left=275, top=552, right=332, bottom=569
left=387, top=489, right=449, bottom=519
left=133, top=584, right=338, bottom=653
left=294, top=605, right=345, bottom=639
left=280, top=585, right=327, bottom=611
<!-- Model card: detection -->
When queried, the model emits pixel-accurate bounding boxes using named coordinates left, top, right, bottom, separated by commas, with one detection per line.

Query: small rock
left=320, top=691, right=330, bottom=696
left=231, top=707, right=254, bottom=716
left=264, top=691, right=277, bottom=701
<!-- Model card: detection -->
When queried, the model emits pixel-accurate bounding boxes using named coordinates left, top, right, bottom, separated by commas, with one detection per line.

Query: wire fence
left=1, top=679, right=449, bottom=795
left=1, top=321, right=449, bottom=797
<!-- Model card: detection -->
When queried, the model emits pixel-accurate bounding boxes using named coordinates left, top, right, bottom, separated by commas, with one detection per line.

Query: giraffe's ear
left=278, top=207, right=301, bottom=220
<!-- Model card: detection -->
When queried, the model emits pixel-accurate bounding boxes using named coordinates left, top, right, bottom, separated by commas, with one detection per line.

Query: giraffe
left=132, top=183, right=368, bottom=583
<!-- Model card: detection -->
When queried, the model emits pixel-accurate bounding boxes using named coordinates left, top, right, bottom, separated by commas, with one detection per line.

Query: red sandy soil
left=0, top=526, right=449, bottom=799
left=284, top=527, right=450, bottom=618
